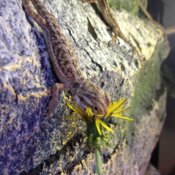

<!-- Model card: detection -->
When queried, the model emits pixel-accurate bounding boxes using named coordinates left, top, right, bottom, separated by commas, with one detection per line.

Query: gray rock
left=0, top=0, right=169, bottom=174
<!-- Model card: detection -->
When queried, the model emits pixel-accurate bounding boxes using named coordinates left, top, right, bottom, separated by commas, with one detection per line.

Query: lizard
left=22, top=0, right=111, bottom=116
left=81, top=0, right=130, bottom=45
left=81, top=0, right=175, bottom=54
left=138, top=1, right=175, bottom=36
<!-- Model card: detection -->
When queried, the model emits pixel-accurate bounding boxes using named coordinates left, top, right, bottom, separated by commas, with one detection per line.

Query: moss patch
left=109, top=0, right=140, bottom=15
left=130, top=38, right=169, bottom=117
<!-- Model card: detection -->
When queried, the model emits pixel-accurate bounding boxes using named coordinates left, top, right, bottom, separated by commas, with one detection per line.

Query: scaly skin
left=81, top=0, right=129, bottom=43
left=22, top=0, right=110, bottom=115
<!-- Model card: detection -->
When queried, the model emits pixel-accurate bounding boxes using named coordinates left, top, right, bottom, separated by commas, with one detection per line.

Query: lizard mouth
left=74, top=95, right=107, bottom=116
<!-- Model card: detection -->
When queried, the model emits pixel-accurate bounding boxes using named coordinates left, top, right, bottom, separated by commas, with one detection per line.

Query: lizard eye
left=94, top=106, right=99, bottom=113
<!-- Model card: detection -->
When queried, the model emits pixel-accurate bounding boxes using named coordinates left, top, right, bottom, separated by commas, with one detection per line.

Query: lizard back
left=23, top=0, right=111, bottom=115
left=29, top=0, right=85, bottom=87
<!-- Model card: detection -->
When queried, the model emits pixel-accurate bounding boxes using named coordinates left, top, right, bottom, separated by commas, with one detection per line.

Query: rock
left=0, top=0, right=169, bottom=174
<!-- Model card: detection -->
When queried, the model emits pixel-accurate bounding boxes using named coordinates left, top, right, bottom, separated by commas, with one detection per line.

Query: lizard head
left=70, top=80, right=111, bottom=116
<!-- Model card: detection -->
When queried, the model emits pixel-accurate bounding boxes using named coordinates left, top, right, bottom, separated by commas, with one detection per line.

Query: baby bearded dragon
left=81, top=0, right=129, bottom=44
left=22, top=0, right=110, bottom=116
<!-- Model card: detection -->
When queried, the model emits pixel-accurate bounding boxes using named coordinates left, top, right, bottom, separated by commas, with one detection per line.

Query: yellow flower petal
left=95, top=119, right=101, bottom=135
left=98, top=120, right=114, bottom=133
left=113, top=106, right=130, bottom=114
left=86, top=107, right=93, bottom=118
left=111, top=113, right=134, bottom=121
left=95, top=119, right=114, bottom=135
left=106, top=98, right=127, bottom=116
left=97, top=114, right=104, bottom=117
left=67, top=102, right=85, bottom=116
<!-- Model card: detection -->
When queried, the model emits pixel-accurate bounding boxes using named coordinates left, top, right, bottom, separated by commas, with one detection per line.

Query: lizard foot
left=46, top=83, right=64, bottom=117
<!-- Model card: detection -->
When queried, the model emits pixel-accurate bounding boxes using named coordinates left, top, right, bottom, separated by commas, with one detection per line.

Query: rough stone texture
left=0, top=0, right=169, bottom=175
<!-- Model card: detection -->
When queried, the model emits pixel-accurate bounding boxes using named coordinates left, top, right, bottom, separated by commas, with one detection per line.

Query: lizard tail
left=30, top=0, right=48, bottom=16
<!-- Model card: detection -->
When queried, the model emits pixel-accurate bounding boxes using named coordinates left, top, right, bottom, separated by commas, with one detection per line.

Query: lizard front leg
left=139, top=1, right=164, bottom=33
left=47, top=83, right=64, bottom=116
left=22, top=0, right=59, bottom=116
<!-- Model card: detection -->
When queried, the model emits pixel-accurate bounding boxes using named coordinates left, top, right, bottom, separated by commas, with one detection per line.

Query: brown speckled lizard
left=81, top=0, right=129, bottom=44
left=22, top=0, right=110, bottom=116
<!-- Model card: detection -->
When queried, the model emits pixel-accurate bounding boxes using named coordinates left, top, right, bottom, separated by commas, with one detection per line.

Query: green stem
left=95, top=147, right=103, bottom=175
